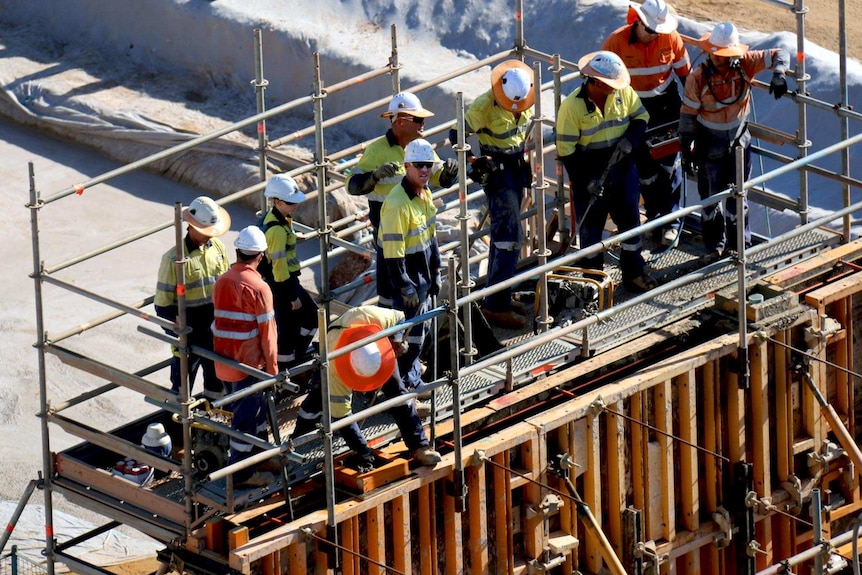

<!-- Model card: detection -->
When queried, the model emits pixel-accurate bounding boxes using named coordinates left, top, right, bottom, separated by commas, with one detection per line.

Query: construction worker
left=450, top=60, right=535, bottom=329
left=289, top=305, right=442, bottom=471
left=155, top=196, right=230, bottom=399
left=379, top=138, right=441, bottom=392
left=602, top=0, right=691, bottom=246
left=212, top=226, right=279, bottom=488
left=556, top=51, right=657, bottom=293
left=261, top=174, right=318, bottom=370
left=346, top=92, right=457, bottom=308
left=679, top=22, right=789, bottom=261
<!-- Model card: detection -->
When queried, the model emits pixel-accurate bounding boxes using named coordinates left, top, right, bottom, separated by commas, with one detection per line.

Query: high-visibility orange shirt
left=212, top=262, right=278, bottom=382
left=602, top=24, right=691, bottom=99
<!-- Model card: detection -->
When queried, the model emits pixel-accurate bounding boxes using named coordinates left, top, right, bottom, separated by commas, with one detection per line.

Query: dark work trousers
left=170, top=310, right=224, bottom=399
left=638, top=90, right=683, bottom=230
left=695, top=130, right=752, bottom=254
left=291, top=362, right=429, bottom=455
left=392, top=292, right=431, bottom=391
left=273, top=283, right=318, bottom=370
left=226, top=375, right=268, bottom=483
left=369, top=200, right=394, bottom=308
left=571, top=159, right=646, bottom=281
left=482, top=165, right=525, bottom=312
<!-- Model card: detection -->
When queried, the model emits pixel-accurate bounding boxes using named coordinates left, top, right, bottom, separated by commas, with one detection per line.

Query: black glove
left=468, top=156, right=494, bottom=181
left=586, top=179, right=603, bottom=198
left=400, top=286, right=420, bottom=308
left=769, top=72, right=787, bottom=100
left=679, top=136, right=696, bottom=177
left=372, top=161, right=400, bottom=182
left=438, top=158, right=458, bottom=188
left=429, top=273, right=442, bottom=297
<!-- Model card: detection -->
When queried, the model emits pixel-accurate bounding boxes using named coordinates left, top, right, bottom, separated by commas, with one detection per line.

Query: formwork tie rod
left=765, top=335, right=862, bottom=382
left=301, top=528, right=405, bottom=575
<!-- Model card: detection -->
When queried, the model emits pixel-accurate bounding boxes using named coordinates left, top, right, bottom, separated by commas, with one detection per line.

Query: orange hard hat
left=491, top=60, right=536, bottom=113
left=333, top=324, right=396, bottom=392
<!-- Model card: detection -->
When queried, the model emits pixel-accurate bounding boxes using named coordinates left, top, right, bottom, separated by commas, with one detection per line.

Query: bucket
left=142, top=423, right=172, bottom=458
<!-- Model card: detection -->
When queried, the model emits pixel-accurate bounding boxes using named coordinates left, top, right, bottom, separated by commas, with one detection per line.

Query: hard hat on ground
left=578, top=51, right=631, bottom=90
left=333, top=324, right=396, bottom=392
left=699, top=22, right=748, bottom=57
left=404, top=138, right=437, bottom=164
left=380, top=92, right=435, bottom=119
left=491, top=60, right=536, bottom=113
left=235, top=226, right=268, bottom=254
left=264, top=174, right=306, bottom=204
left=629, top=0, right=678, bottom=34
left=182, top=196, right=231, bottom=237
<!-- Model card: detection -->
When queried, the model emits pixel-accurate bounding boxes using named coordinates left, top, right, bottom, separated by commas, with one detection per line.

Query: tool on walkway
left=567, top=144, right=627, bottom=253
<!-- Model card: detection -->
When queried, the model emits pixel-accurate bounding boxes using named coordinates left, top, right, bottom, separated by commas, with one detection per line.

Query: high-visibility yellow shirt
left=262, top=210, right=299, bottom=283
left=379, top=183, right=437, bottom=260
left=465, top=90, right=533, bottom=156
left=555, top=84, right=649, bottom=157
left=155, top=236, right=229, bottom=309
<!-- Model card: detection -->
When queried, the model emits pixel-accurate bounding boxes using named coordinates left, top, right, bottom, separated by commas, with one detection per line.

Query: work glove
left=468, top=156, right=494, bottom=181
left=372, top=161, right=400, bottom=182
left=614, top=137, right=633, bottom=158
left=769, top=72, right=787, bottom=100
left=679, top=136, right=697, bottom=177
left=400, top=286, right=420, bottom=308
left=586, top=179, right=604, bottom=199
left=438, top=158, right=458, bottom=188
left=429, top=273, right=442, bottom=297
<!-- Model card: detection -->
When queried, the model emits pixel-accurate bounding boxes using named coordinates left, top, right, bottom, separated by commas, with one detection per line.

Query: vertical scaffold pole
left=313, top=52, right=332, bottom=320
left=389, top=25, right=401, bottom=94
left=552, top=54, right=569, bottom=250
left=28, top=163, right=56, bottom=575
left=793, top=0, right=811, bottom=227
left=448, top=257, right=467, bottom=512
left=454, top=93, right=475, bottom=367
left=318, top=306, right=339, bottom=566
left=532, top=62, right=550, bottom=333
left=253, top=28, right=270, bottom=215
left=735, top=146, right=750, bottom=391
left=838, top=0, right=851, bottom=241
left=514, top=0, right=525, bottom=52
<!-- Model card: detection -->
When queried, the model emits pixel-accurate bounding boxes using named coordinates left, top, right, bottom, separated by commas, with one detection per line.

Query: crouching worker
left=289, top=305, right=442, bottom=472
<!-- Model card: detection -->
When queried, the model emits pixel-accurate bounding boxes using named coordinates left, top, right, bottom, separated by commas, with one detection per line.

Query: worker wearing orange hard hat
left=450, top=60, right=536, bottom=330
left=603, top=0, right=691, bottom=246
left=679, top=22, right=790, bottom=262
left=289, top=305, right=441, bottom=472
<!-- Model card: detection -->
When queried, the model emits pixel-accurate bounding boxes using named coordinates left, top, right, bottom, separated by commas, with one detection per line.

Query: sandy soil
left=672, top=0, right=862, bottom=59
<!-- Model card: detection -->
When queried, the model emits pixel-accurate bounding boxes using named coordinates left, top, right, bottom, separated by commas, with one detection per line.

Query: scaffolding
left=15, top=0, right=862, bottom=574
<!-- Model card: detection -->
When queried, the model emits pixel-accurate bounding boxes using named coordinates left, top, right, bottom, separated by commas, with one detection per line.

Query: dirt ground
left=671, top=0, right=862, bottom=59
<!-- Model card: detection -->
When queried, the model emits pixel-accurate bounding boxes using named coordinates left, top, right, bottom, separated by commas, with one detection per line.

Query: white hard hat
left=630, top=0, right=678, bottom=34
left=491, top=60, right=535, bottom=113
left=700, top=22, right=748, bottom=57
left=182, top=196, right=231, bottom=237
left=264, top=174, right=306, bottom=204
left=380, top=92, right=435, bottom=118
left=404, top=139, right=436, bottom=164
left=234, top=226, right=268, bottom=254
left=350, top=342, right=383, bottom=378
left=578, top=51, right=631, bottom=90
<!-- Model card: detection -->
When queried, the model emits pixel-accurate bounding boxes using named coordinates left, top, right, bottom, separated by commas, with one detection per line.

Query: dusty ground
left=672, top=0, right=862, bottom=59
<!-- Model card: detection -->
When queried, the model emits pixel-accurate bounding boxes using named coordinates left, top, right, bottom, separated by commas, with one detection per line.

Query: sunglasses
left=410, top=162, right=434, bottom=170
left=401, top=115, right=425, bottom=124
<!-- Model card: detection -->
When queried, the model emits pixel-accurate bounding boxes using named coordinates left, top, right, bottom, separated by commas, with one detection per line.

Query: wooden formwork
left=202, top=263, right=862, bottom=575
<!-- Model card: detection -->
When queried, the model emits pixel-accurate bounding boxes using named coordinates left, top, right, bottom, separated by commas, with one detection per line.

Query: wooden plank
left=418, top=484, right=437, bottom=575
left=391, top=495, right=411, bottom=575
left=763, top=238, right=862, bottom=289
left=288, top=540, right=307, bottom=575
left=229, top=526, right=249, bottom=551
left=313, top=536, right=329, bottom=575
left=493, top=452, right=512, bottom=575
left=605, top=401, right=625, bottom=556
left=677, top=371, right=699, bottom=533
left=340, top=518, right=358, bottom=575
left=751, top=339, right=773, bottom=570
left=205, top=517, right=224, bottom=556
left=631, top=392, right=646, bottom=513
left=772, top=330, right=795, bottom=565
left=522, top=439, right=543, bottom=564
left=655, top=380, right=675, bottom=544
left=467, top=464, right=489, bottom=575
left=803, top=270, right=862, bottom=307
left=725, top=357, right=745, bottom=465
left=443, top=489, right=463, bottom=575
left=560, top=424, right=578, bottom=575
left=366, top=506, right=385, bottom=575
left=262, top=551, right=280, bottom=575
left=584, top=411, right=602, bottom=573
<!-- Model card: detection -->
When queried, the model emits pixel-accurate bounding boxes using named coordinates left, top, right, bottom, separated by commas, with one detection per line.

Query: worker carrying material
left=679, top=22, right=790, bottom=262
left=602, top=0, right=691, bottom=246
left=155, top=196, right=230, bottom=399
left=261, top=174, right=319, bottom=370
left=346, top=92, right=457, bottom=308
left=289, top=305, right=441, bottom=472
left=212, top=226, right=279, bottom=488
left=556, top=51, right=657, bottom=293
left=450, top=60, right=535, bottom=329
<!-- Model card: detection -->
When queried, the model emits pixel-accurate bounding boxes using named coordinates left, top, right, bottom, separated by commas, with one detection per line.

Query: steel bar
left=47, top=296, right=155, bottom=345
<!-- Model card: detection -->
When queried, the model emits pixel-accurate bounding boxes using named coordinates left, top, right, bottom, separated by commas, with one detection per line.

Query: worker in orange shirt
left=603, top=0, right=691, bottom=246
left=679, top=22, right=789, bottom=261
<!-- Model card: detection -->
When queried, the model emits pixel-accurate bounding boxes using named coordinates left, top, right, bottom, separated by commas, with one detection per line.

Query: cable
left=766, top=336, right=862, bottom=382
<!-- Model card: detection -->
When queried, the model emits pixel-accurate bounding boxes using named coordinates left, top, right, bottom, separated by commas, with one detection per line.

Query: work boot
left=414, top=400, right=432, bottom=419
left=622, top=274, right=658, bottom=293
left=235, top=470, right=276, bottom=489
left=344, top=453, right=376, bottom=473
left=413, top=447, right=442, bottom=467
left=481, top=308, right=527, bottom=329
left=509, top=298, right=532, bottom=316
left=662, top=227, right=680, bottom=247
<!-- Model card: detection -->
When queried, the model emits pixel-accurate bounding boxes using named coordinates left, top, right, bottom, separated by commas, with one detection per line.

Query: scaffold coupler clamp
left=589, top=396, right=606, bottom=416
left=712, top=507, right=732, bottom=549
left=471, top=449, right=487, bottom=467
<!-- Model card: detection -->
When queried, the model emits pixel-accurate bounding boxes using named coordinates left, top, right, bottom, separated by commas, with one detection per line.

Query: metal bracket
left=712, top=507, right=732, bottom=549
left=527, top=548, right=567, bottom=574
left=527, top=493, right=565, bottom=520
left=589, top=396, right=606, bottom=416
left=471, top=449, right=487, bottom=467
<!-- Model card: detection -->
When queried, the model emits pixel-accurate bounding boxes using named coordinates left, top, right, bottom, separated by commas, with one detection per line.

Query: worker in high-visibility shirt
left=450, top=60, right=535, bottom=329
left=679, top=22, right=789, bottom=262
left=556, top=51, right=657, bottom=293
left=155, top=196, right=230, bottom=399
left=212, top=226, right=279, bottom=489
left=261, top=174, right=318, bottom=370
left=379, top=138, right=441, bottom=392
left=346, top=92, right=457, bottom=308
left=603, top=0, right=691, bottom=246
left=289, top=305, right=441, bottom=472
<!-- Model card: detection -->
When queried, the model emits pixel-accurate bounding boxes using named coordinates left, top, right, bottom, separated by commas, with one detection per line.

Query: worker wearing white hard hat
left=449, top=59, right=536, bottom=329
left=154, top=195, right=230, bottom=399
left=260, top=174, right=318, bottom=371
left=603, top=0, right=691, bottom=247
left=679, top=22, right=790, bottom=262
left=557, top=51, right=658, bottom=294
left=347, top=92, right=457, bottom=310
left=289, top=305, right=441, bottom=472
left=211, top=225, right=279, bottom=488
